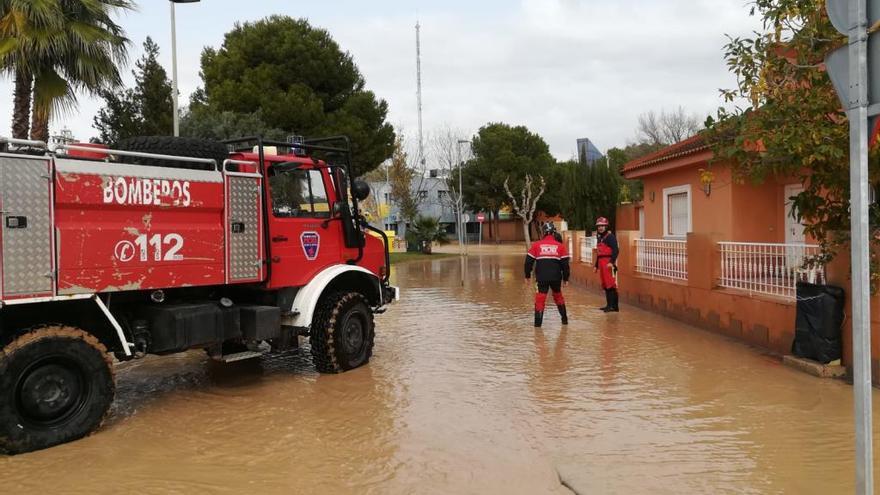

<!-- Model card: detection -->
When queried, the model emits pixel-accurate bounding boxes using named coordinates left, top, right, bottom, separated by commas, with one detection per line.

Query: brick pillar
left=825, top=246, right=880, bottom=383
left=570, top=231, right=581, bottom=264
left=825, top=253, right=853, bottom=370
left=616, top=231, right=636, bottom=277
left=686, top=232, right=722, bottom=291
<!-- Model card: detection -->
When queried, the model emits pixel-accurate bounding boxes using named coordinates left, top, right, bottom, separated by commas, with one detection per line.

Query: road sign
left=462, top=214, right=471, bottom=223
left=827, top=0, right=880, bottom=33
left=825, top=39, right=880, bottom=143
left=476, top=213, right=485, bottom=223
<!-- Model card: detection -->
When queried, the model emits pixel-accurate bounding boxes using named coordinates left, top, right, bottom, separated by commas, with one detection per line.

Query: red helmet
left=596, top=217, right=609, bottom=226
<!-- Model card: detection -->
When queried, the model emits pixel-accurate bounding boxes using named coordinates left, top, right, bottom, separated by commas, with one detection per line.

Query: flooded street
left=3, top=254, right=880, bottom=494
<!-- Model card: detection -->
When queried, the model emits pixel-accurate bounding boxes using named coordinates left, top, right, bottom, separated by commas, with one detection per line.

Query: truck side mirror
left=351, top=180, right=370, bottom=201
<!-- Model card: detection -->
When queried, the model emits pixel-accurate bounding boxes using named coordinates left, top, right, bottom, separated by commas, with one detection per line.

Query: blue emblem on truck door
left=301, top=231, right=320, bottom=260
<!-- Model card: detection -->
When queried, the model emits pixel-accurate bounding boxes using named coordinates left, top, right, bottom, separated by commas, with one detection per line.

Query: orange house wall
left=640, top=163, right=734, bottom=240
left=637, top=160, right=808, bottom=244
left=616, top=154, right=864, bottom=379
left=616, top=203, right=641, bottom=232
left=732, top=177, right=811, bottom=244
left=732, top=180, right=784, bottom=243
left=565, top=230, right=798, bottom=356
left=481, top=219, right=526, bottom=243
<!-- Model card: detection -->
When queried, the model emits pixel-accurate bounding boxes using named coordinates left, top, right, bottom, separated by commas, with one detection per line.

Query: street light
left=170, top=0, right=200, bottom=137
left=456, top=139, right=471, bottom=255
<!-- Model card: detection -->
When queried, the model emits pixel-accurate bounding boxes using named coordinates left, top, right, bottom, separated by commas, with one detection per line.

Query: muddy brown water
left=2, top=254, right=880, bottom=494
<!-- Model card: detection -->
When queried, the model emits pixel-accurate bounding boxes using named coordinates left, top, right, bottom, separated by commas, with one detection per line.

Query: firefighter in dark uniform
left=594, top=217, right=620, bottom=312
left=525, top=222, right=570, bottom=327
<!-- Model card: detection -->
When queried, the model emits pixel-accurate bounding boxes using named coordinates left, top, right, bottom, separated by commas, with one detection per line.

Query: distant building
left=366, top=176, right=476, bottom=240
left=576, top=138, right=603, bottom=165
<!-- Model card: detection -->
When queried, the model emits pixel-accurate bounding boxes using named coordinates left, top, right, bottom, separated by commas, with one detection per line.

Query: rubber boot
left=534, top=311, right=544, bottom=328
left=558, top=305, right=568, bottom=325
left=598, top=289, right=610, bottom=311
left=604, top=290, right=620, bottom=313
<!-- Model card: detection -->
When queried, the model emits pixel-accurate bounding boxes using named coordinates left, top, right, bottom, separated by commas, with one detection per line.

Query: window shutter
left=667, top=193, right=688, bottom=236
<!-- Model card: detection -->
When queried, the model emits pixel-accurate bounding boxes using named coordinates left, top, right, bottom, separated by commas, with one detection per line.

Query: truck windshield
left=268, top=168, right=330, bottom=218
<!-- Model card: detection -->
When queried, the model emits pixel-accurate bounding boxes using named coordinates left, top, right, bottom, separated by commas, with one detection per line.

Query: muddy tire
left=310, top=292, right=375, bottom=374
left=0, top=326, right=115, bottom=455
left=115, top=136, right=228, bottom=171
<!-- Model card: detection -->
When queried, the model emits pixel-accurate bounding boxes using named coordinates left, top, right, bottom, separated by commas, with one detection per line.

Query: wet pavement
left=3, top=254, right=880, bottom=494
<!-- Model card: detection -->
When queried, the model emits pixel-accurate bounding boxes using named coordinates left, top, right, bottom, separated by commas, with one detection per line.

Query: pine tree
left=135, top=38, right=173, bottom=136
left=93, top=37, right=173, bottom=143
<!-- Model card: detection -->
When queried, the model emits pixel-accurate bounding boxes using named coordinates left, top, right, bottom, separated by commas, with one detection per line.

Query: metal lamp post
left=457, top=139, right=471, bottom=255
left=170, top=0, right=201, bottom=137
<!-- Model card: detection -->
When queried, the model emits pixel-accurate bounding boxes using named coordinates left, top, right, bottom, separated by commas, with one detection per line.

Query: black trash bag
left=791, top=282, right=845, bottom=364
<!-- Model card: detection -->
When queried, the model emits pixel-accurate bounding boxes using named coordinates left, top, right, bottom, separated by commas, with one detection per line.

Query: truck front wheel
left=310, top=292, right=375, bottom=373
left=0, top=326, right=115, bottom=454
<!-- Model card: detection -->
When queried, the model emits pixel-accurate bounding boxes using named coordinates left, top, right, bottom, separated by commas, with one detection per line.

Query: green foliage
left=197, top=16, right=394, bottom=176
left=136, top=37, right=173, bottom=137
left=405, top=215, right=449, bottom=254
left=93, top=37, right=173, bottom=144
left=387, top=135, right=419, bottom=223
left=556, top=157, right=621, bottom=230
left=704, top=0, right=880, bottom=287
left=606, top=146, right=643, bottom=203
left=180, top=106, right=288, bottom=142
left=460, top=122, right=556, bottom=214
left=0, top=0, right=133, bottom=140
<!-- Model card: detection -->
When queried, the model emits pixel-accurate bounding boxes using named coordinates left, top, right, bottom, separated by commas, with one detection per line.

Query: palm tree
left=0, top=1, right=59, bottom=138
left=0, top=1, right=133, bottom=141
left=406, top=216, right=450, bottom=254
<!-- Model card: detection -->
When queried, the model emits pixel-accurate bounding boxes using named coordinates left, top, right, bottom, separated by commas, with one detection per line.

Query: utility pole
left=847, top=4, right=873, bottom=491
left=415, top=21, right=425, bottom=168
left=457, top=140, right=471, bottom=256
left=169, top=0, right=201, bottom=137
left=170, top=2, right=179, bottom=136
left=455, top=141, right=464, bottom=254
left=825, top=1, right=876, bottom=493
left=385, top=165, right=390, bottom=232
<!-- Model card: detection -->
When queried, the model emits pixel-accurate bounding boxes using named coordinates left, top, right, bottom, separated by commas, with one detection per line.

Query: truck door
left=265, top=163, right=341, bottom=288
left=0, top=154, right=54, bottom=299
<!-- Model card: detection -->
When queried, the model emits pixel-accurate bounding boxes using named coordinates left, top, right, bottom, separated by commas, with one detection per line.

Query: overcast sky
left=0, top=0, right=761, bottom=160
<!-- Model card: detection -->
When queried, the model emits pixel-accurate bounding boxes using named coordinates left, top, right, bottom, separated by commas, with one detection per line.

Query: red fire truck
left=0, top=135, right=397, bottom=454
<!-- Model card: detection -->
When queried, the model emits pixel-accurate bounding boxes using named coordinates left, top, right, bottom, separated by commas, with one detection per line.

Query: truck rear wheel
left=0, top=326, right=115, bottom=455
left=310, top=292, right=375, bottom=373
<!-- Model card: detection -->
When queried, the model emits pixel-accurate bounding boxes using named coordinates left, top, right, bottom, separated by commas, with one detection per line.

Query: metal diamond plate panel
left=1, top=156, right=53, bottom=296
left=228, top=176, right=261, bottom=281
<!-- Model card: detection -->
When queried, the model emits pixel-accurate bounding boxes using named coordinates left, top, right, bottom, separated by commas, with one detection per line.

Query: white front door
left=784, top=184, right=806, bottom=244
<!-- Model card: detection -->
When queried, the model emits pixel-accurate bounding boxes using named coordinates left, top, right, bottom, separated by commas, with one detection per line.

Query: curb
left=783, top=355, right=847, bottom=378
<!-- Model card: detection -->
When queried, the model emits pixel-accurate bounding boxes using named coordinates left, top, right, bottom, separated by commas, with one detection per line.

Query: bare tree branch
left=637, top=107, right=702, bottom=146
left=429, top=125, right=470, bottom=212
left=504, top=174, right=546, bottom=246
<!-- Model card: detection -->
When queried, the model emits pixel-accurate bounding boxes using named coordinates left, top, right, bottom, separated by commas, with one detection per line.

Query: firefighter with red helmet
left=525, top=222, right=570, bottom=327
left=594, top=217, right=620, bottom=312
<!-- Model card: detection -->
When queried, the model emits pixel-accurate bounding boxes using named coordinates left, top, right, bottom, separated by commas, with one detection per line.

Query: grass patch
left=390, top=252, right=458, bottom=264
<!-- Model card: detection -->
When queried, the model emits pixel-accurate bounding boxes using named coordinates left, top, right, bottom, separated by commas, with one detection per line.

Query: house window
left=384, top=192, right=391, bottom=202
left=438, top=190, right=448, bottom=200
left=417, top=190, right=428, bottom=200
left=662, top=185, right=691, bottom=238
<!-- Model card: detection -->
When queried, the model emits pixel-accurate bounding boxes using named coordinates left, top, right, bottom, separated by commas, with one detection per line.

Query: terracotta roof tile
left=622, top=134, right=709, bottom=174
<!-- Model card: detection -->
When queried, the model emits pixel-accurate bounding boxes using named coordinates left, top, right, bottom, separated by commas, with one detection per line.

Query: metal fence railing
left=635, top=239, right=688, bottom=281
left=718, top=242, right=825, bottom=299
